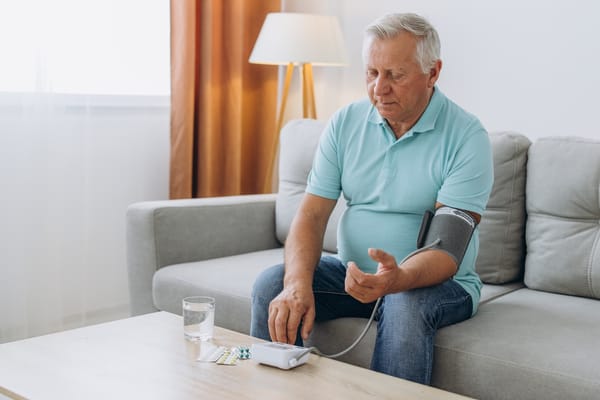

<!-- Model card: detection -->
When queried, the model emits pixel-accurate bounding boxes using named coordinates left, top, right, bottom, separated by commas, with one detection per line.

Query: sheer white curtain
left=0, top=0, right=170, bottom=343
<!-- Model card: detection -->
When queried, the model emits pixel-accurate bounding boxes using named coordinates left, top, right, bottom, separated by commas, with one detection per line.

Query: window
left=0, top=0, right=170, bottom=95
left=0, top=0, right=170, bottom=343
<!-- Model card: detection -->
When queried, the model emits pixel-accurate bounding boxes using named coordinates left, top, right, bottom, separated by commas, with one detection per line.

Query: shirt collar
left=368, top=86, right=444, bottom=136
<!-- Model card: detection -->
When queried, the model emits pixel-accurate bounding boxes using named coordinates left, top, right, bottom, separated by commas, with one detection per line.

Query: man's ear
left=427, top=59, right=442, bottom=88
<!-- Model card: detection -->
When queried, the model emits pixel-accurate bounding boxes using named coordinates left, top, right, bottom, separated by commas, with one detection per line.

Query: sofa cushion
left=431, top=288, right=600, bottom=400
left=309, top=288, right=600, bottom=400
left=152, top=249, right=286, bottom=334
left=476, top=132, right=531, bottom=284
left=152, top=248, right=336, bottom=335
left=276, top=119, right=345, bottom=253
left=524, top=137, right=600, bottom=298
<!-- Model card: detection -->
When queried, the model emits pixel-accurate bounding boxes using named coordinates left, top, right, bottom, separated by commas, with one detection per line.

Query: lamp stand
left=263, top=62, right=317, bottom=193
left=301, top=63, right=316, bottom=119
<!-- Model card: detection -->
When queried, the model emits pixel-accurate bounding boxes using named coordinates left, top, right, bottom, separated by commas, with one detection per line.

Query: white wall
left=282, top=0, right=600, bottom=141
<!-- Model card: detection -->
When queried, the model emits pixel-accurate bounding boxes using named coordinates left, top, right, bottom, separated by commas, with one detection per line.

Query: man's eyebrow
left=366, top=64, right=408, bottom=72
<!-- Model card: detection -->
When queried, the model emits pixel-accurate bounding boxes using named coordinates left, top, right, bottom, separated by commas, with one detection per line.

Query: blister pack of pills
left=197, top=344, right=251, bottom=366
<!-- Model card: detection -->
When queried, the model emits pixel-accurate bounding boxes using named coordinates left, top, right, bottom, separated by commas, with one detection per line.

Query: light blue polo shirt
left=306, top=87, right=494, bottom=314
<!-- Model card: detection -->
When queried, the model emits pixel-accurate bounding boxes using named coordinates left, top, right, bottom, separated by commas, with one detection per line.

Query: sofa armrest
left=126, top=194, right=280, bottom=316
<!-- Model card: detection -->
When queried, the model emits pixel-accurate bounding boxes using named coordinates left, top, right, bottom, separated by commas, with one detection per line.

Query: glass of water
left=182, top=296, right=215, bottom=341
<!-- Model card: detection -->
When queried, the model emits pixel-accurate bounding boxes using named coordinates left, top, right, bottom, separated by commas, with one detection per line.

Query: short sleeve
left=306, top=117, right=343, bottom=200
left=437, top=127, right=494, bottom=215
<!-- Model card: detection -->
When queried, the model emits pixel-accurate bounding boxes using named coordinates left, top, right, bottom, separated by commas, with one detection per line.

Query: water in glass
left=183, top=297, right=215, bottom=341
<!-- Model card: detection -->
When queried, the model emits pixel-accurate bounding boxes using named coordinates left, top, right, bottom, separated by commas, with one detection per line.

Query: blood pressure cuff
left=417, top=206, right=477, bottom=267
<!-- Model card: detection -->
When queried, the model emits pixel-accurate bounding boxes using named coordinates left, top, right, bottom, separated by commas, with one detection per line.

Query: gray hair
left=363, top=13, right=440, bottom=73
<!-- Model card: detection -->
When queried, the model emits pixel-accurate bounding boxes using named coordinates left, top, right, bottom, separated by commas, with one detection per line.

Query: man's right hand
left=267, top=284, right=315, bottom=344
left=269, top=193, right=335, bottom=344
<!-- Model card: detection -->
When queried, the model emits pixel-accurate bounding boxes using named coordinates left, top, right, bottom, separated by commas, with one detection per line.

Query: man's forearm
left=393, top=249, right=457, bottom=292
left=283, top=218, right=326, bottom=288
left=282, top=194, right=336, bottom=288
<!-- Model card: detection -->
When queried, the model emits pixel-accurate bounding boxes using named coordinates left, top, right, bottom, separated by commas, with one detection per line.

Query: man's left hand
left=345, top=248, right=404, bottom=303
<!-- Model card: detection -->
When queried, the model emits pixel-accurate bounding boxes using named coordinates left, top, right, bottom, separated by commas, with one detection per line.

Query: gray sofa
left=127, top=119, right=600, bottom=400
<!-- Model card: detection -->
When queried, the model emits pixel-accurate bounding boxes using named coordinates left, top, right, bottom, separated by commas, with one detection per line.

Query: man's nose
left=373, top=76, right=390, bottom=95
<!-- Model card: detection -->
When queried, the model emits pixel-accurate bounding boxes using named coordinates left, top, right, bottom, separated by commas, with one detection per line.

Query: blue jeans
left=250, top=256, right=473, bottom=385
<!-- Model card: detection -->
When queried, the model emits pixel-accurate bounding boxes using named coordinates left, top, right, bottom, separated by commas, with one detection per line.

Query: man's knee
left=250, top=264, right=285, bottom=339
left=251, top=263, right=285, bottom=304
left=379, top=283, right=471, bottom=332
left=383, top=289, right=429, bottom=313
left=378, top=290, right=436, bottom=332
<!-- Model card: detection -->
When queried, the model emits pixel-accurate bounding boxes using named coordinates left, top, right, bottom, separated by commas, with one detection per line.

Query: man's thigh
left=377, top=279, right=472, bottom=330
left=313, top=256, right=376, bottom=321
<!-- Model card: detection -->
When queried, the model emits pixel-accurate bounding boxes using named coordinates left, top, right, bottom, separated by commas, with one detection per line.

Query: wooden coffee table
left=0, top=312, right=471, bottom=399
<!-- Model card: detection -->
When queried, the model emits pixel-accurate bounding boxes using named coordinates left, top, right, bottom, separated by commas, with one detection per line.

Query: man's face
left=365, top=32, right=440, bottom=129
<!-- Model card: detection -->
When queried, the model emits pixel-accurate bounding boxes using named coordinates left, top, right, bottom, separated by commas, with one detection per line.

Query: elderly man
left=250, top=12, right=493, bottom=384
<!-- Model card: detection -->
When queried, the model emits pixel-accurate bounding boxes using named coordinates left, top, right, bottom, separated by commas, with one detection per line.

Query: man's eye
left=391, top=74, right=404, bottom=81
left=366, top=70, right=378, bottom=79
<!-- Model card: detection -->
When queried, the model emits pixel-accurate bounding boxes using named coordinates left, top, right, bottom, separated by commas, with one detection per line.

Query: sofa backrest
left=275, top=118, right=530, bottom=285
left=477, top=132, right=530, bottom=283
left=276, top=119, right=346, bottom=253
left=524, top=137, right=600, bottom=299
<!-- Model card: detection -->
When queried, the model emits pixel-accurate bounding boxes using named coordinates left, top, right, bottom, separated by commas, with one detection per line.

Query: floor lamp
left=249, top=13, right=347, bottom=193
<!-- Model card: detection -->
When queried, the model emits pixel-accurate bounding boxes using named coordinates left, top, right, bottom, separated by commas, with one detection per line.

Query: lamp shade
left=249, top=13, right=347, bottom=66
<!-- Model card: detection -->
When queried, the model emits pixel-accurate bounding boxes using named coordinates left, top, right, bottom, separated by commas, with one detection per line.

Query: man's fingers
left=268, top=294, right=312, bottom=344
left=270, top=305, right=290, bottom=343
left=345, top=262, right=372, bottom=302
left=346, top=261, right=375, bottom=288
left=301, top=306, right=315, bottom=341
left=267, top=306, right=278, bottom=341
left=368, top=247, right=394, bottom=263
left=286, top=309, right=303, bottom=344
left=368, top=248, right=398, bottom=270
left=346, top=258, right=395, bottom=303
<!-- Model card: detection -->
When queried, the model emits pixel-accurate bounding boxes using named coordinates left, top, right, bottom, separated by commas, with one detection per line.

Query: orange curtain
left=170, top=0, right=280, bottom=199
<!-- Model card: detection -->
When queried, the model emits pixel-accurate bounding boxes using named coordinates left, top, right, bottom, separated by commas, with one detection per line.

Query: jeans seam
left=436, top=293, right=472, bottom=329
left=425, top=331, right=434, bottom=384
left=438, top=293, right=471, bottom=308
left=313, top=290, right=349, bottom=296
